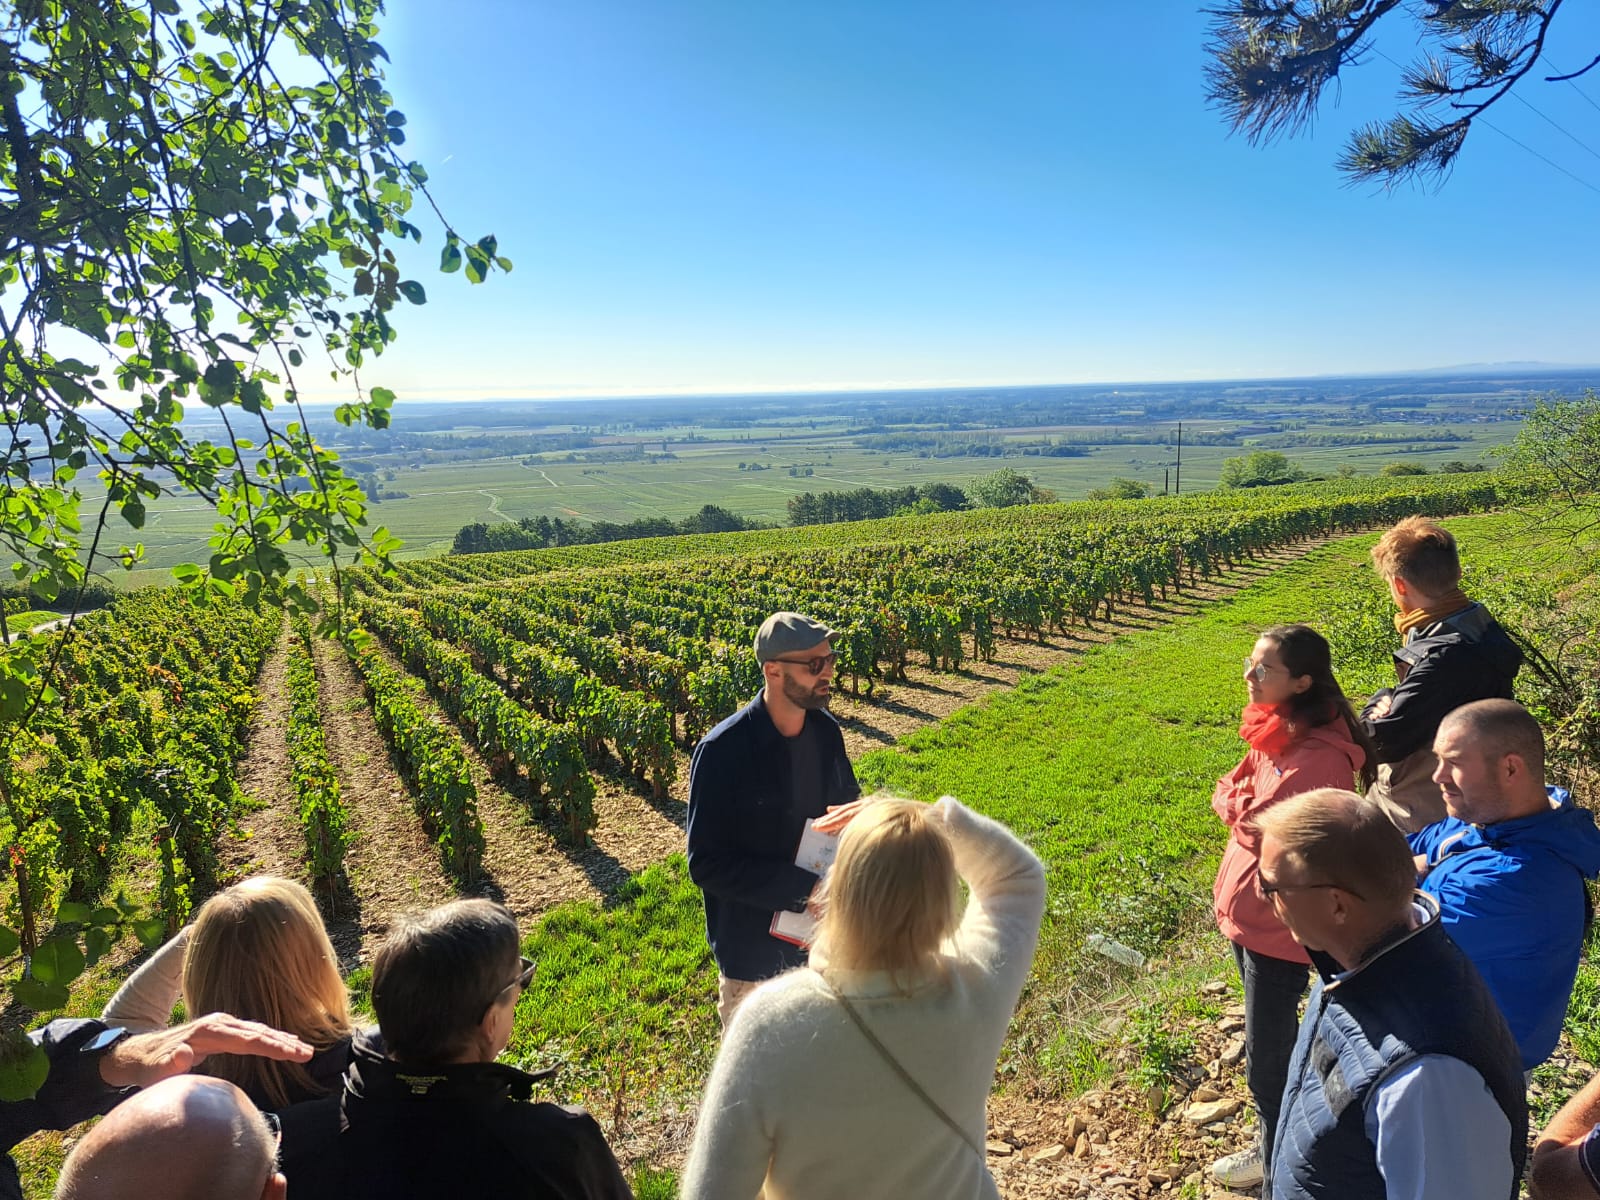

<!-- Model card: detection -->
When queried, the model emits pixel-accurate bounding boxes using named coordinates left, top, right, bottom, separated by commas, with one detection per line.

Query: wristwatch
left=83, top=1025, right=131, bottom=1054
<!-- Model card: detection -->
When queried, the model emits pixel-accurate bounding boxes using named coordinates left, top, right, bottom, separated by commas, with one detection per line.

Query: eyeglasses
left=1243, top=657, right=1283, bottom=682
left=770, top=652, right=837, bottom=676
left=1256, top=874, right=1365, bottom=903
left=488, top=955, right=536, bottom=1011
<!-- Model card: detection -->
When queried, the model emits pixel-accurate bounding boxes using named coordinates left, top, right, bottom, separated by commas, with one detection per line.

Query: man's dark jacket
left=1269, top=893, right=1527, bottom=1200
left=686, top=691, right=859, bottom=981
left=1361, top=603, right=1522, bottom=831
left=0, top=1020, right=128, bottom=1200
left=276, top=1037, right=632, bottom=1200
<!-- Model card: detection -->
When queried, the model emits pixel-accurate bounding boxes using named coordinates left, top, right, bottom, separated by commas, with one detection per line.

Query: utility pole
left=1164, top=467, right=1170, bottom=495
left=1175, top=422, right=1183, bottom=495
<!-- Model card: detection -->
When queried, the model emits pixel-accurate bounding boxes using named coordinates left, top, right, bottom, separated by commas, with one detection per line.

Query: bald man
left=1411, top=699, right=1600, bottom=1069
left=54, top=1075, right=282, bottom=1200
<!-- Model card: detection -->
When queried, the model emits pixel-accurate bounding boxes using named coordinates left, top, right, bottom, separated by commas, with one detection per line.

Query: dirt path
left=218, top=625, right=309, bottom=886
left=309, top=633, right=456, bottom=965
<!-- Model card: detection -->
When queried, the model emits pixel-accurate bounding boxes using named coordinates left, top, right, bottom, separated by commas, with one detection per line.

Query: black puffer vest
left=1267, top=893, right=1527, bottom=1200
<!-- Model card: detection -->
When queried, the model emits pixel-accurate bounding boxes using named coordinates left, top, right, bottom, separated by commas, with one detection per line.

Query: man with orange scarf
left=1360, top=517, right=1521, bottom=834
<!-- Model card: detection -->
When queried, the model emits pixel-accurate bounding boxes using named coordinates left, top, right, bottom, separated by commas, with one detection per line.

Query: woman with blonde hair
left=681, top=794, right=1045, bottom=1200
left=102, top=875, right=357, bottom=1109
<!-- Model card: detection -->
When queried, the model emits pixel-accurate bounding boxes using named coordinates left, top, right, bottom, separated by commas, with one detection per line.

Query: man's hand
left=99, top=1013, right=312, bottom=1089
left=812, top=798, right=875, bottom=835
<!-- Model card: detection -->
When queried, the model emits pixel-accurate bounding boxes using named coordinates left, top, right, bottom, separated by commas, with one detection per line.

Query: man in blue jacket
left=686, top=611, right=860, bottom=1028
left=1412, top=698, right=1600, bottom=1070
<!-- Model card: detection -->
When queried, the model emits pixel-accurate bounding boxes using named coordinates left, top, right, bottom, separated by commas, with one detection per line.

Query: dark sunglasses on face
left=771, top=652, right=837, bottom=676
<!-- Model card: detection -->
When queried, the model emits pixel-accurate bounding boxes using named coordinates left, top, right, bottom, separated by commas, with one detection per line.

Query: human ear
left=263, top=1172, right=287, bottom=1200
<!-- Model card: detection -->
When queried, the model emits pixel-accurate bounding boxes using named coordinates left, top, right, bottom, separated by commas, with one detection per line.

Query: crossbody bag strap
left=818, top=973, right=985, bottom=1161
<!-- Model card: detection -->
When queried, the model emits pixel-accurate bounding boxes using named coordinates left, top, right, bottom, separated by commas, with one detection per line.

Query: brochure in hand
left=770, top=817, right=839, bottom=947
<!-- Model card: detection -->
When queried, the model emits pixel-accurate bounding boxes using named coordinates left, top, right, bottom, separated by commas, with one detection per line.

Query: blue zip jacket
left=1410, top=786, right=1600, bottom=1069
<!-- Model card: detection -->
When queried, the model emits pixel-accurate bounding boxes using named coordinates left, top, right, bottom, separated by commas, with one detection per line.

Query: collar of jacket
left=342, top=1033, right=557, bottom=1114
left=1309, top=891, right=1441, bottom=987
left=1397, top=602, right=1488, bottom=653
left=745, top=688, right=784, bottom=750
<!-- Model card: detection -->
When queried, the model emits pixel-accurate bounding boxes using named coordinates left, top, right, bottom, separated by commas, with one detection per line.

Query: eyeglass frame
left=485, top=955, right=536, bottom=1015
left=768, top=651, right=838, bottom=676
left=1256, top=872, right=1365, bottom=903
left=1242, top=656, right=1286, bottom=682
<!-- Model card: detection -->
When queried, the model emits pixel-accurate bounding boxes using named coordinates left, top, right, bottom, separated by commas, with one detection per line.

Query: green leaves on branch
left=442, top=233, right=513, bottom=282
left=0, top=0, right=509, bottom=743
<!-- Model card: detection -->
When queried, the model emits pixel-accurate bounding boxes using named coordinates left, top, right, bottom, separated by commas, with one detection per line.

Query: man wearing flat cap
left=686, top=611, right=860, bottom=1028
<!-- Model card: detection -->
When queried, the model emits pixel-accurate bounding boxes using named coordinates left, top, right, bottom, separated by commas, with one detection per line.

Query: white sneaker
left=1211, top=1145, right=1264, bottom=1190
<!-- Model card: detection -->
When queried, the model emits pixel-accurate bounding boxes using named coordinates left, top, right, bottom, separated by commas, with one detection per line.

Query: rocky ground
left=983, top=978, right=1254, bottom=1199
left=978, top=975, right=1594, bottom=1199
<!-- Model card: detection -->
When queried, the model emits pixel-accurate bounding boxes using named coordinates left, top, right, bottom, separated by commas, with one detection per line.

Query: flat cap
left=754, top=611, right=837, bottom=663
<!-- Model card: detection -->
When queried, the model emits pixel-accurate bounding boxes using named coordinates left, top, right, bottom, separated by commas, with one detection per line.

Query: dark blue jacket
left=1410, top=786, right=1600, bottom=1068
left=1269, top=894, right=1526, bottom=1200
left=686, top=691, right=859, bottom=981
left=1, top=1019, right=129, bottom=1200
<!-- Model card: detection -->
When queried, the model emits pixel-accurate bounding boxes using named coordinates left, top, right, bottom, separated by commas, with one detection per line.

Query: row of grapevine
left=368, top=476, right=1534, bottom=781
left=343, top=634, right=486, bottom=881
left=2, top=590, right=279, bottom=943
left=400, top=597, right=676, bottom=794
left=286, top=618, right=352, bottom=904
left=354, top=599, right=599, bottom=842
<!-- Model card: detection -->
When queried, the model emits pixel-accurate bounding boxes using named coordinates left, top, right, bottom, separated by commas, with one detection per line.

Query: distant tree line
left=787, top=483, right=971, bottom=525
left=789, top=470, right=1056, bottom=526
left=451, top=505, right=767, bottom=555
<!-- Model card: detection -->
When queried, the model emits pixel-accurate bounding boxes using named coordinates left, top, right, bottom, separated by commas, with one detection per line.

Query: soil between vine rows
left=218, top=535, right=1343, bottom=964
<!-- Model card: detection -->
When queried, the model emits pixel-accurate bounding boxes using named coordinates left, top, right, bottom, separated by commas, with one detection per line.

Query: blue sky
left=349, top=2, right=1600, bottom=401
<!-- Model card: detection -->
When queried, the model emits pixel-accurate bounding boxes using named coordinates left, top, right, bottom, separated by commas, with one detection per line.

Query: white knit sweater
left=680, top=797, right=1047, bottom=1200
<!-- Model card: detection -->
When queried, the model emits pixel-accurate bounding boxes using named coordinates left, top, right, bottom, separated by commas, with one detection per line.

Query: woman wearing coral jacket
left=1209, top=624, right=1375, bottom=1192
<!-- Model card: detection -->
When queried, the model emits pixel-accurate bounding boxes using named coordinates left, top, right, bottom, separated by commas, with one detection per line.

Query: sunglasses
left=770, top=652, right=837, bottom=676
left=485, top=955, right=536, bottom=1015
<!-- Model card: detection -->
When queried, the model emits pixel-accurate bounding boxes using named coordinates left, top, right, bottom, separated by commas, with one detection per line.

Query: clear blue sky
left=347, top=2, right=1600, bottom=402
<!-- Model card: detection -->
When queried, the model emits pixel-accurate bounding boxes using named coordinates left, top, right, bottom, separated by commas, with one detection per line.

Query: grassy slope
left=502, top=508, right=1599, bottom=1114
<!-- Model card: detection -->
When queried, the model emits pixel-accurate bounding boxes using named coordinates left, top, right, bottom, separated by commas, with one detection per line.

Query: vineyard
left=0, top=471, right=1540, bottom=970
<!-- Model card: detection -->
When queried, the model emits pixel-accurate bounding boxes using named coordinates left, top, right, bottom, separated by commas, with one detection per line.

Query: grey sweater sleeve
left=101, top=926, right=189, bottom=1032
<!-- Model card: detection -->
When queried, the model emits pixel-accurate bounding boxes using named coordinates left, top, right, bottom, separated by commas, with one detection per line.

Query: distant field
left=103, top=416, right=1519, bottom=583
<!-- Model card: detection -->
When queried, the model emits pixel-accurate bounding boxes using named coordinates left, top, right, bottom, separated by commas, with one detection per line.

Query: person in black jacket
left=685, top=611, right=860, bottom=1028
left=1360, top=517, right=1522, bottom=833
left=276, top=899, right=631, bottom=1200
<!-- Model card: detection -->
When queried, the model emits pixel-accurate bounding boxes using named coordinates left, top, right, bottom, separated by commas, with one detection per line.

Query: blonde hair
left=182, top=876, right=352, bottom=1108
left=1252, top=788, right=1416, bottom=911
left=813, top=798, right=960, bottom=990
left=1371, top=516, right=1461, bottom=594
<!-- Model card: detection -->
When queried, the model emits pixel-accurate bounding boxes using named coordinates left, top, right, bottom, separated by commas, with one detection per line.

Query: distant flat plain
left=106, top=415, right=1518, bottom=584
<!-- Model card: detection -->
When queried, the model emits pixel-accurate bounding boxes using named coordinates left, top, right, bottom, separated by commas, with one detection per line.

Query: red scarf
left=1239, top=702, right=1298, bottom=759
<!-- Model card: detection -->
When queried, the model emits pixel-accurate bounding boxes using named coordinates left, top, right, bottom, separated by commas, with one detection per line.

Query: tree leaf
left=0, top=1033, right=49, bottom=1102
left=30, top=937, right=85, bottom=986
left=0, top=927, right=19, bottom=958
left=13, top=978, right=70, bottom=1013
left=398, top=280, right=426, bottom=305
left=84, top=927, right=113, bottom=968
left=56, top=901, right=92, bottom=924
left=132, top=919, right=166, bottom=950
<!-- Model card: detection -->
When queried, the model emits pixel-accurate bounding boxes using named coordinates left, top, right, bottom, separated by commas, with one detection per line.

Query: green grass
left=507, top=859, right=718, bottom=1114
